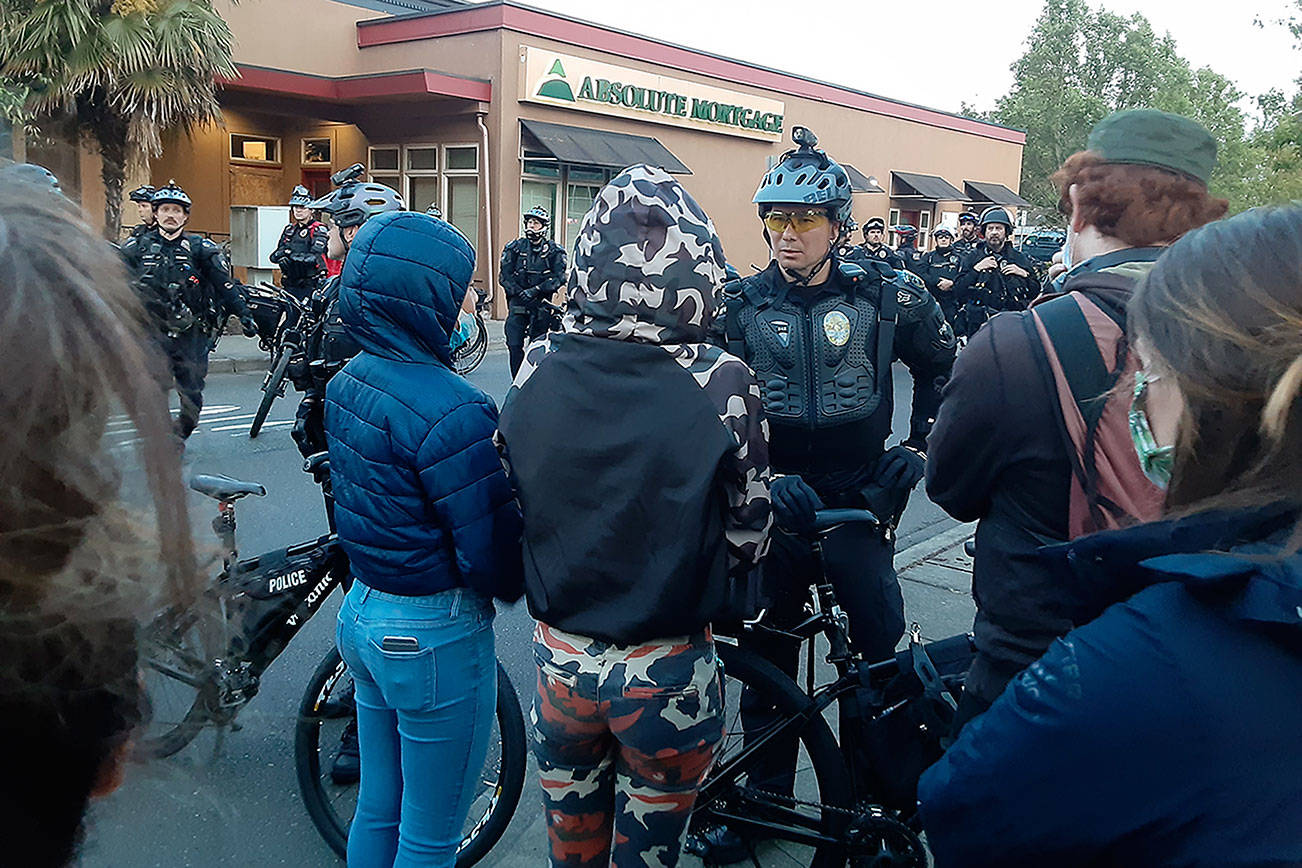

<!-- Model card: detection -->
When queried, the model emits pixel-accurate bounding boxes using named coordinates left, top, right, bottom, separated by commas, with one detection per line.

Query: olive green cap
left=1086, top=109, right=1217, bottom=186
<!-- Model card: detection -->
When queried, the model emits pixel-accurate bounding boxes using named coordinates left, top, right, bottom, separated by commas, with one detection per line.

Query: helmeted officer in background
left=952, top=205, right=1037, bottom=337
left=920, top=227, right=962, bottom=325
left=120, top=181, right=256, bottom=439
left=894, top=223, right=923, bottom=272
left=855, top=215, right=904, bottom=269
left=128, top=185, right=156, bottom=238
left=952, top=210, right=981, bottom=255
left=425, top=203, right=443, bottom=218
left=269, top=185, right=328, bottom=301
left=289, top=174, right=405, bottom=462
left=500, top=205, right=566, bottom=377
left=706, top=128, right=955, bottom=845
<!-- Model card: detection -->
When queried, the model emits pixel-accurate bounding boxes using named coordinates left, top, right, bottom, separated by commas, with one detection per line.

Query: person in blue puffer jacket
left=919, top=204, right=1302, bottom=866
left=324, top=210, right=523, bottom=868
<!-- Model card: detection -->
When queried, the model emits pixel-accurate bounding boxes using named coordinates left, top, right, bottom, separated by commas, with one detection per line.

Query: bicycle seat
left=189, top=474, right=267, bottom=501
left=811, top=508, right=879, bottom=533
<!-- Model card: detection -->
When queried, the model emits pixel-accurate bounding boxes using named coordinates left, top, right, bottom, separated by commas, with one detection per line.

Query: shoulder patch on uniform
left=893, top=270, right=929, bottom=307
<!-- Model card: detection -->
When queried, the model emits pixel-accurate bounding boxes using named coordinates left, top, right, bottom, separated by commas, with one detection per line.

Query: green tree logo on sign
left=537, top=58, right=576, bottom=102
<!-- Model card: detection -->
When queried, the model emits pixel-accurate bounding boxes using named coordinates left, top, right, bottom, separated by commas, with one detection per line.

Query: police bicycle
left=245, top=282, right=315, bottom=438
left=136, top=456, right=527, bottom=864
left=689, top=508, right=975, bottom=867
left=450, top=286, right=491, bottom=376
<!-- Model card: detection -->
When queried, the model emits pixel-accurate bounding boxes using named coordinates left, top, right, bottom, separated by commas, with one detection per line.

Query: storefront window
left=919, top=210, right=931, bottom=249
left=565, top=179, right=602, bottom=251
left=406, top=146, right=438, bottom=171
left=522, top=159, right=560, bottom=179
left=521, top=180, right=559, bottom=241
left=369, top=147, right=400, bottom=173
left=447, top=176, right=479, bottom=251
left=446, top=146, right=478, bottom=171
left=408, top=176, right=439, bottom=213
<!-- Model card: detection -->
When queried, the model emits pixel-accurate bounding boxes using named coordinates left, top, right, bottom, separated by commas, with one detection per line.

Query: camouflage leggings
left=532, top=622, right=724, bottom=868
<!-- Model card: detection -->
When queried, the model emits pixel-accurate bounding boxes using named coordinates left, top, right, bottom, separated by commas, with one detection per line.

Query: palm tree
left=0, top=0, right=238, bottom=238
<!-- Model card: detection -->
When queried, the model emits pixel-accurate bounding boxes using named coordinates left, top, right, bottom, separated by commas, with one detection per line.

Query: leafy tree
left=0, top=0, right=237, bottom=237
left=986, top=0, right=1261, bottom=213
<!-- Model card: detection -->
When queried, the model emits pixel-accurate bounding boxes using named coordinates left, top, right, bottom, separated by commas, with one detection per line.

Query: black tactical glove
left=770, top=475, right=824, bottom=533
left=875, top=445, right=926, bottom=491
left=519, top=287, right=538, bottom=304
left=240, top=315, right=259, bottom=337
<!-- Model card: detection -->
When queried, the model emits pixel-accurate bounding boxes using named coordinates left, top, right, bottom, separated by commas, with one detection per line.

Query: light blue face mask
left=450, top=310, right=475, bottom=352
left=1061, top=223, right=1076, bottom=271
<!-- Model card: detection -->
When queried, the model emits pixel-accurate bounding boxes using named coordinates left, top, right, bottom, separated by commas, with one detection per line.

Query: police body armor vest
left=316, top=277, right=360, bottom=376
left=730, top=262, right=897, bottom=429
left=508, top=240, right=560, bottom=304
left=141, top=235, right=206, bottom=333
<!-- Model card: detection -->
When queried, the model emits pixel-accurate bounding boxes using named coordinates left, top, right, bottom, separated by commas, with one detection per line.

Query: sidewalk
left=894, top=522, right=977, bottom=641
left=208, top=318, right=509, bottom=375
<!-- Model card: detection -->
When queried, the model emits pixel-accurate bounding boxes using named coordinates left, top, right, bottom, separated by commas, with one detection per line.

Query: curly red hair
left=1052, top=152, right=1227, bottom=247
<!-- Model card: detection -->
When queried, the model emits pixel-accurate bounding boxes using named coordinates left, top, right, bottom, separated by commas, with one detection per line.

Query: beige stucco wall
left=217, top=0, right=386, bottom=78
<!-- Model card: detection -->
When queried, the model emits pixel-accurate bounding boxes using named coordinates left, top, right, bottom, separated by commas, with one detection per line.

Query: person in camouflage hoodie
left=496, top=164, right=772, bottom=868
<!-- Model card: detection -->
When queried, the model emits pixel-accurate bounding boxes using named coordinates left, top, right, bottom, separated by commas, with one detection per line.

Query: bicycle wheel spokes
left=137, top=618, right=212, bottom=758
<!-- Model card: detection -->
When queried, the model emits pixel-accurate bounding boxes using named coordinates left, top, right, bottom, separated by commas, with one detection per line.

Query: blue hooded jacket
left=919, top=505, right=1302, bottom=867
left=324, top=211, right=523, bottom=601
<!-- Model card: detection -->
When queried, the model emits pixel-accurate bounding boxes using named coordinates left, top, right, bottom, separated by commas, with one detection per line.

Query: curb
left=893, top=521, right=976, bottom=571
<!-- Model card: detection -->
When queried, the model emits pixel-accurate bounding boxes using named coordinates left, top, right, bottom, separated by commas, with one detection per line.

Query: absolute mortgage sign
left=521, top=47, right=785, bottom=141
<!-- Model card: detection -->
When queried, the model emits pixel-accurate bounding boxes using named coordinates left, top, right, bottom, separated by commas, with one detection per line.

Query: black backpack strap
left=876, top=277, right=899, bottom=392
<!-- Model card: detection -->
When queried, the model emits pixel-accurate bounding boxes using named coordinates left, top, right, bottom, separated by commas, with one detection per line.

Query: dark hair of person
left=0, top=179, right=197, bottom=866
left=1130, top=204, right=1302, bottom=538
left=1052, top=152, right=1229, bottom=247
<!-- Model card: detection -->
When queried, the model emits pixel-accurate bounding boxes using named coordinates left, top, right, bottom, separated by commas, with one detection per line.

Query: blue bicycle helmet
left=151, top=180, right=192, bottom=211
left=752, top=126, right=853, bottom=227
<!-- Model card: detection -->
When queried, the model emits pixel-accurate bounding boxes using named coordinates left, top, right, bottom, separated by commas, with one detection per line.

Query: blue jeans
left=336, top=581, right=496, bottom=868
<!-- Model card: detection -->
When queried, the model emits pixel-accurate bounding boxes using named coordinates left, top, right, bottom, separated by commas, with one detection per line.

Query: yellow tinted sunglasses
left=763, top=209, right=830, bottom=234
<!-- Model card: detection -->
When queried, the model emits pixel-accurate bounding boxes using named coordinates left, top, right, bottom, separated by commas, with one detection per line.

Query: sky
left=525, top=0, right=1300, bottom=119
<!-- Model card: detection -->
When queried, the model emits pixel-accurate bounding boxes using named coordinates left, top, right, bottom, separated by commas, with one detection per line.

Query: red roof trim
left=357, top=2, right=1024, bottom=144
left=220, top=64, right=492, bottom=102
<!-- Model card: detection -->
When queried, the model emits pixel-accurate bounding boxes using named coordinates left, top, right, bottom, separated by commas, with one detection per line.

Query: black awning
left=964, top=180, right=1031, bottom=207
left=843, top=163, right=886, bottom=193
left=891, top=171, right=968, bottom=201
left=520, top=119, right=691, bottom=174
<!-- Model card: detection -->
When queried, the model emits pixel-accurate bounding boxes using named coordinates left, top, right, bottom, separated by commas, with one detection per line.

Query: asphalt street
left=83, top=343, right=972, bottom=868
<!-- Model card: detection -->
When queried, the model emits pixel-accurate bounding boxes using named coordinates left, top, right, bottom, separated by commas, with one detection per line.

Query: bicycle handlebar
left=811, top=508, right=879, bottom=533
left=862, top=632, right=976, bottom=681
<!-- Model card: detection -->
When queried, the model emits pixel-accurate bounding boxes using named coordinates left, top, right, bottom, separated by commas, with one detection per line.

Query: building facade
left=137, top=0, right=1027, bottom=311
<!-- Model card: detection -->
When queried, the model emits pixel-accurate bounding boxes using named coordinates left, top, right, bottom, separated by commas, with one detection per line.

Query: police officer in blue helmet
left=701, top=127, right=956, bottom=857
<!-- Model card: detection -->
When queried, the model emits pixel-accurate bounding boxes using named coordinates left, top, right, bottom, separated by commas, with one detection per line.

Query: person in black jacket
left=854, top=215, right=904, bottom=269
left=927, top=109, right=1229, bottom=732
left=952, top=210, right=981, bottom=255
left=893, top=224, right=923, bottom=272
left=700, top=131, right=954, bottom=858
left=497, top=164, right=770, bottom=868
left=269, top=185, right=327, bottom=301
left=951, top=206, right=1037, bottom=337
left=119, top=181, right=256, bottom=439
left=499, top=206, right=566, bottom=376
left=919, top=227, right=962, bottom=326
left=127, top=184, right=155, bottom=238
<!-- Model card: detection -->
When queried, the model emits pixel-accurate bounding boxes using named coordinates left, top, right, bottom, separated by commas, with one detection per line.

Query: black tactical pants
left=740, top=495, right=906, bottom=796
left=504, top=304, right=551, bottom=377
left=164, top=329, right=210, bottom=440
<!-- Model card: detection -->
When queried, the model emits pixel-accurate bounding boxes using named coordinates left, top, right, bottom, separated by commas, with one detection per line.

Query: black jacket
left=926, top=250, right=1160, bottom=702
left=498, top=237, right=566, bottom=309
left=497, top=166, right=770, bottom=643
left=120, top=226, right=247, bottom=335
left=849, top=242, right=904, bottom=271
left=713, top=259, right=955, bottom=494
left=952, top=242, right=1037, bottom=312
left=919, top=247, right=962, bottom=292
left=270, top=220, right=328, bottom=287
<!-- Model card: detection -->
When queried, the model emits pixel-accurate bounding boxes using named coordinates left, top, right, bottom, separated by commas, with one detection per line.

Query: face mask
left=1129, top=370, right=1175, bottom=489
left=450, top=310, right=475, bottom=353
left=1061, top=222, right=1076, bottom=272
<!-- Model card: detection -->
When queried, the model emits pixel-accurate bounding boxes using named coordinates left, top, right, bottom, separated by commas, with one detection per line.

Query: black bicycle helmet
left=151, top=180, right=192, bottom=210
left=129, top=184, right=156, bottom=203
left=979, top=206, right=1013, bottom=231
left=308, top=181, right=404, bottom=228
left=523, top=205, right=550, bottom=225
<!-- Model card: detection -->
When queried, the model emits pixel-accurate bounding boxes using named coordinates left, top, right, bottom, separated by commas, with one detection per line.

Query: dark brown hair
left=0, top=178, right=197, bottom=866
left=1053, top=152, right=1228, bottom=247
left=1130, top=204, right=1302, bottom=531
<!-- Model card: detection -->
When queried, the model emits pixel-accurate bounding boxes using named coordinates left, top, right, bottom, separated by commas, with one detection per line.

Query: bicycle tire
left=249, top=348, right=291, bottom=438
left=451, top=312, right=489, bottom=376
left=691, top=642, right=853, bottom=867
left=136, top=612, right=213, bottom=759
left=294, top=649, right=527, bottom=864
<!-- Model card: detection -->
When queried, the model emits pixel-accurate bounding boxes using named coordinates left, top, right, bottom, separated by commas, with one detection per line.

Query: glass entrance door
left=520, top=180, right=559, bottom=243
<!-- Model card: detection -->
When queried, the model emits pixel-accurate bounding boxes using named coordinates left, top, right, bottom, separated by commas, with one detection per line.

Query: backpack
left=1024, top=286, right=1165, bottom=538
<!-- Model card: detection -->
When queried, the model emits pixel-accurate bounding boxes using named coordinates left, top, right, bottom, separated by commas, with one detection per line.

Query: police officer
left=952, top=205, right=1037, bottom=337
left=128, top=185, right=156, bottom=237
left=919, top=227, right=962, bottom=326
left=894, top=224, right=923, bottom=272
left=855, top=215, right=904, bottom=269
left=289, top=178, right=405, bottom=462
left=120, top=181, right=256, bottom=439
left=708, top=128, right=955, bottom=841
left=269, top=185, right=328, bottom=301
left=953, top=210, right=981, bottom=255
left=500, top=205, right=566, bottom=376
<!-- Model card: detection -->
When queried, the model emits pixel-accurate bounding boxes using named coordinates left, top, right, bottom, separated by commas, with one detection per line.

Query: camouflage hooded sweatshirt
left=497, top=165, right=772, bottom=644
